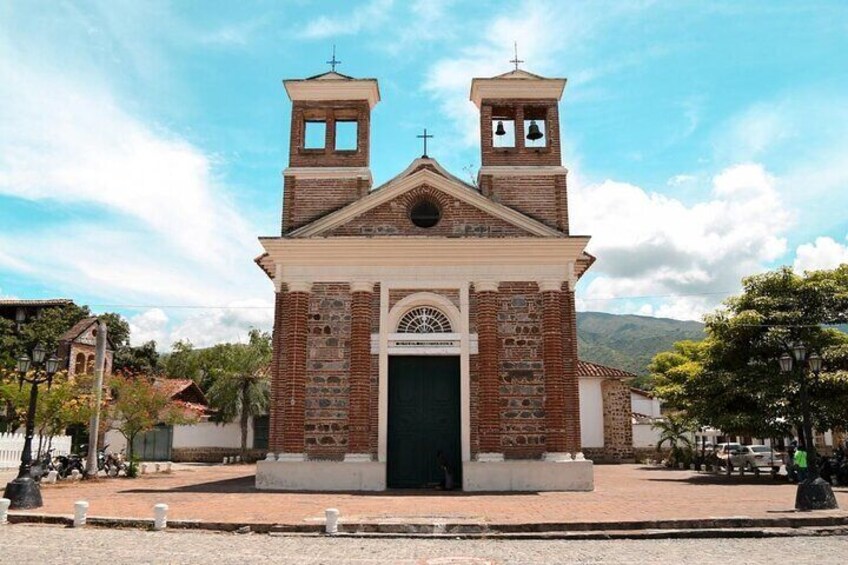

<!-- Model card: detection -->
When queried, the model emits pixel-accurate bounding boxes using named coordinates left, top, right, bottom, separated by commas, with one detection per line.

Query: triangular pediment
left=288, top=159, right=563, bottom=239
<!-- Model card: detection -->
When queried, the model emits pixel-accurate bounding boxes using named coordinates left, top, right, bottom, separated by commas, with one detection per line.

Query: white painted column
left=460, top=282, right=471, bottom=462
left=377, top=282, right=390, bottom=463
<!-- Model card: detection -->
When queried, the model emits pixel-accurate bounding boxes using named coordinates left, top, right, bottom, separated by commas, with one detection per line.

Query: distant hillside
left=577, top=312, right=705, bottom=378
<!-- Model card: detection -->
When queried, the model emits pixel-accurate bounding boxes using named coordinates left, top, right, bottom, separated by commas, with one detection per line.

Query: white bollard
left=140, top=463, right=148, bottom=475
left=325, top=508, right=339, bottom=535
left=264, top=452, right=275, bottom=461
left=153, top=503, right=168, bottom=531
left=163, top=462, right=172, bottom=473
left=0, top=498, right=10, bottom=525
left=45, top=470, right=58, bottom=484
left=235, top=455, right=241, bottom=463
left=70, top=469, right=81, bottom=481
left=154, top=463, right=161, bottom=473
left=223, top=456, right=228, bottom=464
left=73, top=500, right=89, bottom=528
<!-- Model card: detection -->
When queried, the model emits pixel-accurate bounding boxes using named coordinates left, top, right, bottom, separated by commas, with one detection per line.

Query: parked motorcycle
left=30, top=448, right=56, bottom=483
left=104, top=448, right=127, bottom=477
left=54, top=450, right=86, bottom=479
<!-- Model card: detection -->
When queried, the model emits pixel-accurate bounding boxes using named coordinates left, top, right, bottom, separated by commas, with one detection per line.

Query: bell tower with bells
left=471, top=47, right=570, bottom=233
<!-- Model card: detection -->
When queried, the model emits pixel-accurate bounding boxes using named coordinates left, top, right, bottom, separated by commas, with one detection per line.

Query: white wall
left=633, top=423, right=661, bottom=448
left=579, top=378, right=604, bottom=448
left=631, top=391, right=661, bottom=418
left=172, top=419, right=254, bottom=449
left=103, top=417, right=256, bottom=454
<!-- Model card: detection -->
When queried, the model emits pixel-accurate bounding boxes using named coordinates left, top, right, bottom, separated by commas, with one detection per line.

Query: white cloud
left=166, top=300, right=273, bottom=349
left=129, top=308, right=169, bottom=346
left=0, top=30, right=271, bottom=345
left=299, top=0, right=394, bottom=39
left=794, top=236, right=848, bottom=272
left=572, top=163, right=790, bottom=321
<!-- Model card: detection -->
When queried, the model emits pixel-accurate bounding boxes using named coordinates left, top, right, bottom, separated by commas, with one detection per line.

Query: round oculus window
left=409, top=199, right=441, bottom=228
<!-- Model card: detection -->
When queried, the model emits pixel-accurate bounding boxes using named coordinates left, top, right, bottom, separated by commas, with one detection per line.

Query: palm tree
left=653, top=413, right=695, bottom=466
left=206, top=330, right=272, bottom=458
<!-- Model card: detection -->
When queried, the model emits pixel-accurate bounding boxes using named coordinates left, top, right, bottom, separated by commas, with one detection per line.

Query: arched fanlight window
left=397, top=306, right=453, bottom=334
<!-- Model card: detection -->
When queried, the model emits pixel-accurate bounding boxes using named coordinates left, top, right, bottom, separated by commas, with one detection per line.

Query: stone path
left=9, top=464, right=847, bottom=527
left=1, top=524, right=848, bottom=564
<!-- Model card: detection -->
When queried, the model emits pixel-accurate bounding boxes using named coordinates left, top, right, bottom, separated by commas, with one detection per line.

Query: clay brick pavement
left=15, top=464, right=848, bottom=525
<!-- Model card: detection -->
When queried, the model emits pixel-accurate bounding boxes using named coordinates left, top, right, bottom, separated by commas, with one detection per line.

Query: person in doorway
left=794, top=441, right=809, bottom=483
left=436, top=450, right=454, bottom=490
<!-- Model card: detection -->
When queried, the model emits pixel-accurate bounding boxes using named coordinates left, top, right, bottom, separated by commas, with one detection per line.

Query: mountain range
left=576, top=311, right=705, bottom=379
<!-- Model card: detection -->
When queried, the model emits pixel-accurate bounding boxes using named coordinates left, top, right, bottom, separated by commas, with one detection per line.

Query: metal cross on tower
left=417, top=128, right=434, bottom=158
left=326, top=45, right=342, bottom=72
left=509, top=41, right=524, bottom=71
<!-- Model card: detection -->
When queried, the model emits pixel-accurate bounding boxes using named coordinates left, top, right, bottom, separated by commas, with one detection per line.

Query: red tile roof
left=59, top=317, right=98, bottom=342
left=576, top=360, right=636, bottom=379
left=0, top=298, right=74, bottom=307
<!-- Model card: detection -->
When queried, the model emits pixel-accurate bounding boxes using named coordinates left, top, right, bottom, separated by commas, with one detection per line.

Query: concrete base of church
left=255, top=460, right=386, bottom=491
left=462, top=459, right=594, bottom=492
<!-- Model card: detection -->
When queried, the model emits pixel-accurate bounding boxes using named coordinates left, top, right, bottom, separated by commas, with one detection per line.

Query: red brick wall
left=326, top=185, right=533, bottom=238
left=348, top=290, right=372, bottom=453
left=479, top=173, right=569, bottom=233
left=497, top=282, right=545, bottom=458
left=476, top=290, right=501, bottom=453
left=389, top=288, right=460, bottom=311
left=282, top=176, right=369, bottom=233
left=289, top=100, right=370, bottom=168
left=269, top=290, right=287, bottom=452
left=304, top=283, right=351, bottom=459
left=281, top=291, right=309, bottom=453
left=561, top=287, right=582, bottom=452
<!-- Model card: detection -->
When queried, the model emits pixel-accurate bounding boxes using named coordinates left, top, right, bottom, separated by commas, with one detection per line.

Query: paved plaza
left=1, top=524, right=848, bottom=564
left=9, top=464, right=848, bottom=527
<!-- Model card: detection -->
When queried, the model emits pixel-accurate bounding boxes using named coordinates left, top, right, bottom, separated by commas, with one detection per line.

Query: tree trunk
left=240, top=381, right=249, bottom=460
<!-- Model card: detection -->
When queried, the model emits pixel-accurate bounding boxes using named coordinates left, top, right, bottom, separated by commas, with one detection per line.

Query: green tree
left=107, top=373, right=199, bottom=471
left=652, top=266, right=848, bottom=438
left=113, top=340, right=161, bottom=374
left=205, top=330, right=272, bottom=458
left=0, top=369, right=96, bottom=442
left=653, top=413, right=695, bottom=465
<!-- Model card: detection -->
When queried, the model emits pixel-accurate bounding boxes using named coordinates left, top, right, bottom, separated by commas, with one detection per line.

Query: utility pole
left=85, top=320, right=107, bottom=478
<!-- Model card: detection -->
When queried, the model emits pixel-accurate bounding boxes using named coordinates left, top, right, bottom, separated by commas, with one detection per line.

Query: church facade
left=255, top=66, right=624, bottom=491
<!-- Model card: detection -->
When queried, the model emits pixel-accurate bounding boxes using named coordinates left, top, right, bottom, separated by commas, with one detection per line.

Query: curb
left=7, top=512, right=848, bottom=539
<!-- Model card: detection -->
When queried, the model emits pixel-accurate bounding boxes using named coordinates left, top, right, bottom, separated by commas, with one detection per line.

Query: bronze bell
left=526, top=120, right=543, bottom=141
left=495, top=120, right=506, bottom=136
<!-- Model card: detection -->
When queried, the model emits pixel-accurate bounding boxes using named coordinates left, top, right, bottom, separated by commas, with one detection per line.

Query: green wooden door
left=387, top=356, right=461, bottom=489
left=132, top=424, right=172, bottom=461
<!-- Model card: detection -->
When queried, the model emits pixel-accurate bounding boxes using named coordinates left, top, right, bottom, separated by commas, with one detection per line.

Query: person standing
left=794, top=441, right=808, bottom=483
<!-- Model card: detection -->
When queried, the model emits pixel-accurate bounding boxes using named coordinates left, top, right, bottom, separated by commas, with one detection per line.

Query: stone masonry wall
left=498, top=282, right=546, bottom=458
left=304, top=283, right=351, bottom=459
left=601, top=378, right=635, bottom=462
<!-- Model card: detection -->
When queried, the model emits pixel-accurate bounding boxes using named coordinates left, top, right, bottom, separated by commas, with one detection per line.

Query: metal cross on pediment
left=326, top=45, right=342, bottom=72
left=509, top=41, right=524, bottom=71
left=417, top=128, right=433, bottom=158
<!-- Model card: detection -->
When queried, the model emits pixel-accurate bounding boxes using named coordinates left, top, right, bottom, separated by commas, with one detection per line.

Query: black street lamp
left=779, top=343, right=838, bottom=511
left=3, top=344, right=60, bottom=509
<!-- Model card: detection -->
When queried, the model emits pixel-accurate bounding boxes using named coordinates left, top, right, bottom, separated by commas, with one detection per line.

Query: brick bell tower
left=471, top=69, right=569, bottom=233
left=281, top=71, right=380, bottom=233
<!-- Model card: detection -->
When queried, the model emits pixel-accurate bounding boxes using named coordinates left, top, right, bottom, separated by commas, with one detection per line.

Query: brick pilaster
left=476, top=285, right=501, bottom=454
left=348, top=283, right=374, bottom=455
left=281, top=286, right=311, bottom=454
left=561, top=287, right=582, bottom=453
left=268, top=291, right=286, bottom=452
left=541, top=285, right=567, bottom=453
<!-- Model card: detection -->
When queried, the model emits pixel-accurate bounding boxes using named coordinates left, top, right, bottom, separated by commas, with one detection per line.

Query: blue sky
left=1, top=1, right=847, bottom=348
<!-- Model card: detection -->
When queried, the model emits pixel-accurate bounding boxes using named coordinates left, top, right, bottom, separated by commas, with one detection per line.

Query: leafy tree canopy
left=653, top=265, right=848, bottom=438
